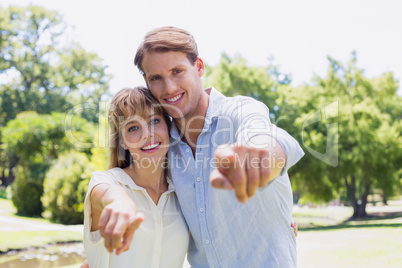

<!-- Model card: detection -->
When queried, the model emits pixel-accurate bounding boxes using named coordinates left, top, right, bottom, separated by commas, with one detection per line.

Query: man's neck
left=175, top=88, right=211, bottom=155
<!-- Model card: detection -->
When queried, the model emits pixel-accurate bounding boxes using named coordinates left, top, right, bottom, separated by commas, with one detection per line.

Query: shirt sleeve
left=83, top=171, right=116, bottom=244
left=233, top=97, right=305, bottom=174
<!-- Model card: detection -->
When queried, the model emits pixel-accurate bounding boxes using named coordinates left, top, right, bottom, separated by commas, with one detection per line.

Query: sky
left=2, top=0, right=402, bottom=94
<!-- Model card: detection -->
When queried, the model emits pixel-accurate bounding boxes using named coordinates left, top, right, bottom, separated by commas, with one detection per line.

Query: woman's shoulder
left=91, top=167, right=124, bottom=184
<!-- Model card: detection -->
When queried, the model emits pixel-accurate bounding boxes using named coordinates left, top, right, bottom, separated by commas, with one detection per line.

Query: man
left=132, top=26, right=304, bottom=267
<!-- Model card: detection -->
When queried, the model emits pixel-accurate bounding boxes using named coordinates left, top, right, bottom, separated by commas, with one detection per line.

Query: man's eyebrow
left=147, top=65, right=186, bottom=77
left=172, top=64, right=186, bottom=70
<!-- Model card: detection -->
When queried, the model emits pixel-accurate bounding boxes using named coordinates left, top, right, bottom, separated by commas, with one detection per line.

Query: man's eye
left=173, top=69, right=182, bottom=74
left=128, top=126, right=139, bottom=132
left=150, top=75, right=161, bottom=81
left=150, top=119, right=160, bottom=125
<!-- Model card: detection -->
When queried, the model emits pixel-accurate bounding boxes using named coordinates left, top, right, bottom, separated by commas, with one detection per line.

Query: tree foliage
left=276, top=53, right=402, bottom=217
left=0, top=5, right=110, bottom=117
left=3, top=112, right=95, bottom=216
left=205, top=53, right=402, bottom=218
left=204, top=53, right=279, bottom=113
left=0, top=5, right=111, bottom=187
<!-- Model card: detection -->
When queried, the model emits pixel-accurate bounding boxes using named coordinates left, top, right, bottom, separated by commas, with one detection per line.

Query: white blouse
left=83, top=168, right=189, bottom=268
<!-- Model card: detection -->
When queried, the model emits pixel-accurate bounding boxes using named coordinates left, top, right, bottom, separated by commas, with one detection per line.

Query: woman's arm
left=90, top=183, right=144, bottom=255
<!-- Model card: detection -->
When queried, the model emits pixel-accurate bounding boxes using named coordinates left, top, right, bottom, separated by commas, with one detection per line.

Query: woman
left=83, top=87, right=189, bottom=268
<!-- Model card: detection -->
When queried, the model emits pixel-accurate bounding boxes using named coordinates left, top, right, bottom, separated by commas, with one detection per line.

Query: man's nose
left=163, top=77, right=177, bottom=95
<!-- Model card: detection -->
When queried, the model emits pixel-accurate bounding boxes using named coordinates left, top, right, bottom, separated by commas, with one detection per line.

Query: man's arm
left=210, top=98, right=304, bottom=203
left=210, top=134, right=286, bottom=203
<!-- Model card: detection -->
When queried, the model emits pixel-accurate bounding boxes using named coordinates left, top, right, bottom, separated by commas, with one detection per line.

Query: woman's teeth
left=141, top=143, right=160, bottom=150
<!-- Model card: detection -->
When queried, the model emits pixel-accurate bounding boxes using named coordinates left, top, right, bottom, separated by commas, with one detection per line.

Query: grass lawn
left=1, top=193, right=401, bottom=267
left=294, top=200, right=402, bottom=267
left=0, top=198, right=16, bottom=213
left=0, top=231, right=83, bottom=252
left=0, top=198, right=56, bottom=225
left=297, top=224, right=402, bottom=267
left=0, top=198, right=83, bottom=255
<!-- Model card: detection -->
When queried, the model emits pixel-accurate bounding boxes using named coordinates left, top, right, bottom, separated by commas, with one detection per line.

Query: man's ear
left=195, top=57, right=205, bottom=77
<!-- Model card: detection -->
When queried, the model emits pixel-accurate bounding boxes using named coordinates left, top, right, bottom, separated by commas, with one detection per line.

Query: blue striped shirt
left=168, top=87, right=304, bottom=268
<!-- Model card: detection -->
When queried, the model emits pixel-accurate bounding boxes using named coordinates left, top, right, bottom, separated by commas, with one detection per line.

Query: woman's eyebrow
left=122, top=114, right=157, bottom=126
left=124, top=119, right=138, bottom=125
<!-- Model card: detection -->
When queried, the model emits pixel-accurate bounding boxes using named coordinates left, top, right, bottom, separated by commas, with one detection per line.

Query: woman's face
left=121, top=108, right=169, bottom=166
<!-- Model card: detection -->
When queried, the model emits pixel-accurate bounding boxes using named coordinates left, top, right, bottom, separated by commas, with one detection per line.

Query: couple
left=83, top=26, right=304, bottom=267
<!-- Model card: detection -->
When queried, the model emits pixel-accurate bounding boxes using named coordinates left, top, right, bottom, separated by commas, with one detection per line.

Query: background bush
left=11, top=166, right=44, bottom=216
left=42, top=151, right=93, bottom=224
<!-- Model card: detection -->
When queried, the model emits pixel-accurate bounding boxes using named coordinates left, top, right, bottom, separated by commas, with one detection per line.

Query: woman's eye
left=128, top=126, right=139, bottom=132
left=150, top=118, right=160, bottom=125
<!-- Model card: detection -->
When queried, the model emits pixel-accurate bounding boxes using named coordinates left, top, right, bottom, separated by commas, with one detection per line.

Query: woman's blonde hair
left=108, top=86, right=171, bottom=169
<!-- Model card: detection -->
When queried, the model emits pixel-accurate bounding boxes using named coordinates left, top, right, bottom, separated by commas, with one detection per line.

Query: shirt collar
left=169, top=87, right=225, bottom=142
left=111, top=167, right=175, bottom=194
left=204, top=87, right=226, bottom=126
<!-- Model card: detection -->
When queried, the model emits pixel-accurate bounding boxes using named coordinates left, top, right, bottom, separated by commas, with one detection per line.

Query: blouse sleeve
left=83, top=171, right=117, bottom=267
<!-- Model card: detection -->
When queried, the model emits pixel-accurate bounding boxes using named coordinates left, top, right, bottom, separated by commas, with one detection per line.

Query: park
left=1, top=3, right=401, bottom=268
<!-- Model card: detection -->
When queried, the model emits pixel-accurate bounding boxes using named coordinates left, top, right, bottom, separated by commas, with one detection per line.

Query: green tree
left=2, top=111, right=95, bottom=216
left=205, top=52, right=401, bottom=218
left=0, top=5, right=110, bottom=114
left=0, top=5, right=111, bottom=186
left=204, top=53, right=279, bottom=113
left=276, top=54, right=402, bottom=218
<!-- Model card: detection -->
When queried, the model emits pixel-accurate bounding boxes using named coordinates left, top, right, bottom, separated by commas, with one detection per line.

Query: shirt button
left=186, top=148, right=190, bottom=153
left=200, top=208, right=204, bottom=212
left=196, top=177, right=201, bottom=182
left=205, top=240, right=210, bottom=244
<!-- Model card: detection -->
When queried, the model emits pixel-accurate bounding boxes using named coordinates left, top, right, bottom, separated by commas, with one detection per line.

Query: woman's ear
left=120, top=142, right=128, bottom=150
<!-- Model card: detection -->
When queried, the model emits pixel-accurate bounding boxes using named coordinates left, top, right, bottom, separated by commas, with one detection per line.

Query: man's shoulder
left=208, top=87, right=262, bottom=113
left=217, top=94, right=269, bottom=118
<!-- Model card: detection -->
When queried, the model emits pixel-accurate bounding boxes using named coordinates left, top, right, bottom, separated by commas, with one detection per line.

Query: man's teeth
left=166, top=94, right=182, bottom=102
left=142, top=143, right=160, bottom=150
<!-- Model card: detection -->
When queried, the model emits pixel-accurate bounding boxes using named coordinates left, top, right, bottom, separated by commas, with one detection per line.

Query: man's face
left=142, top=51, right=205, bottom=120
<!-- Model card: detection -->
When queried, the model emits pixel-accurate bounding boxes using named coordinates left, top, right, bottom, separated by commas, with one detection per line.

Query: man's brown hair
left=134, top=26, right=198, bottom=75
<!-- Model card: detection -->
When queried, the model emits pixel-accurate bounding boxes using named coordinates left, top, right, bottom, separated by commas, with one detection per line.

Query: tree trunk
left=382, top=194, right=388, bottom=205
left=0, top=171, right=5, bottom=187
left=352, top=181, right=370, bottom=218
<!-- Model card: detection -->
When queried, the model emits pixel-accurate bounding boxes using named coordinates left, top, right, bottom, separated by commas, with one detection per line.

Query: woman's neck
left=124, top=159, right=168, bottom=202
